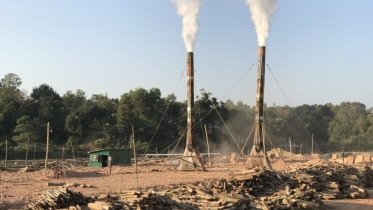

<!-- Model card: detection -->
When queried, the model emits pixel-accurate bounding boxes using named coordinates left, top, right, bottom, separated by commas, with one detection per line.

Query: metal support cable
left=189, top=64, right=255, bottom=138
left=143, top=68, right=185, bottom=155
left=265, top=132, right=291, bottom=170
left=164, top=126, right=187, bottom=162
left=237, top=124, right=255, bottom=158
left=267, top=64, right=322, bottom=154
left=201, top=89, right=243, bottom=155
left=158, top=126, right=187, bottom=154
left=220, top=64, right=254, bottom=100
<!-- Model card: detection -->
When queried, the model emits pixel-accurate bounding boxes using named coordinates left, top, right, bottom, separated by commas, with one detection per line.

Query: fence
left=0, top=144, right=89, bottom=162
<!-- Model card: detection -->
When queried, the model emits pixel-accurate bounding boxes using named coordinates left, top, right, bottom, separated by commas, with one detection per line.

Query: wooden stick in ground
left=5, top=139, right=7, bottom=168
left=34, top=143, right=36, bottom=160
left=44, top=122, right=50, bottom=176
left=62, top=146, right=64, bottom=161
left=25, top=137, right=29, bottom=166
left=71, top=141, right=76, bottom=168
left=132, top=126, right=138, bottom=190
left=62, top=166, right=67, bottom=179
left=204, top=124, right=211, bottom=167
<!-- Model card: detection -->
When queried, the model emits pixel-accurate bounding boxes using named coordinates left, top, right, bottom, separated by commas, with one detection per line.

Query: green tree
left=328, top=102, right=369, bottom=151
left=163, top=93, right=184, bottom=141
left=0, top=76, right=25, bottom=142
left=62, top=89, right=86, bottom=115
left=117, top=87, right=169, bottom=152
left=193, top=91, right=231, bottom=153
left=0, top=73, right=22, bottom=88
left=31, top=84, right=63, bottom=122
left=12, top=115, right=41, bottom=162
left=31, top=84, right=65, bottom=143
left=89, top=93, right=118, bottom=132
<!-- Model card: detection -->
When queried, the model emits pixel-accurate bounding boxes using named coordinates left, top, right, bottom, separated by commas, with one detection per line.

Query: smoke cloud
left=171, top=0, right=203, bottom=52
left=245, top=0, right=277, bottom=46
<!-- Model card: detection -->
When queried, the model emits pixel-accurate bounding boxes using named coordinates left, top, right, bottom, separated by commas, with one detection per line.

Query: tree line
left=1, top=73, right=373, bottom=159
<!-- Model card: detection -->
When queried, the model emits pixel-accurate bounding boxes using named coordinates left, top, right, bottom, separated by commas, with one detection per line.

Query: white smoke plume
left=171, top=0, right=203, bottom=52
left=245, top=0, right=277, bottom=46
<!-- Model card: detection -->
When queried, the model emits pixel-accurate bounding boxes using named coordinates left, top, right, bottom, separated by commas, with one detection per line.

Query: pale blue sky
left=1, top=1, right=372, bottom=108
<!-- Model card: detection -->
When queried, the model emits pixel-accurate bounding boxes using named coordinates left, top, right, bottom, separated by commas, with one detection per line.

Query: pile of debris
left=25, top=162, right=373, bottom=210
left=26, top=169, right=324, bottom=210
left=119, top=190, right=198, bottom=210
left=137, top=159, right=162, bottom=166
left=21, top=161, right=74, bottom=172
left=173, top=167, right=325, bottom=210
left=286, top=161, right=371, bottom=199
left=25, top=188, right=92, bottom=210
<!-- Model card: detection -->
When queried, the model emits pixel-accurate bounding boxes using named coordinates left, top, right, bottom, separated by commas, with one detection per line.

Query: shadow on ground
left=63, top=170, right=106, bottom=178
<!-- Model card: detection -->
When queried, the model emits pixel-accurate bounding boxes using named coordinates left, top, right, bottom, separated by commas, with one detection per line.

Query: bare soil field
left=0, top=158, right=372, bottom=210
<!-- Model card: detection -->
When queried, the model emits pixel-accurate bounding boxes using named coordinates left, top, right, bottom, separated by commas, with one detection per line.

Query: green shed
left=88, top=148, right=131, bottom=168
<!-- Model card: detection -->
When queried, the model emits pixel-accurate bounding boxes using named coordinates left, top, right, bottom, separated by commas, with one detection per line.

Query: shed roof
left=88, top=148, right=131, bottom=154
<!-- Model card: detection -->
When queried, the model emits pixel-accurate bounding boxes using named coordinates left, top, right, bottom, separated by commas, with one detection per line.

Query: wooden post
left=311, top=134, right=314, bottom=155
left=71, top=142, right=76, bottom=167
left=263, top=127, right=266, bottom=158
left=25, top=137, right=30, bottom=166
left=62, top=146, right=64, bottom=161
left=204, top=124, right=211, bottom=166
left=132, top=126, right=138, bottom=190
left=5, top=139, right=7, bottom=168
left=289, top=137, right=291, bottom=161
left=44, top=122, right=50, bottom=176
left=34, top=143, right=36, bottom=160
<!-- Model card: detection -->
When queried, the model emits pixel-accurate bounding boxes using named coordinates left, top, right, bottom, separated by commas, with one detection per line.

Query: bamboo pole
left=33, top=143, right=36, bottom=160
left=132, top=126, right=138, bottom=190
left=263, top=127, right=266, bottom=158
left=289, top=137, right=291, bottom=161
left=1, top=140, right=6, bottom=184
left=44, top=122, right=50, bottom=176
left=62, top=146, right=64, bottom=161
left=71, top=142, right=76, bottom=167
left=5, top=139, right=7, bottom=168
left=25, top=137, right=29, bottom=166
left=204, top=124, right=211, bottom=166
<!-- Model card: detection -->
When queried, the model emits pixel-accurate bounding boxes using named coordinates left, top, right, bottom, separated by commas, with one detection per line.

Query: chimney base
left=179, top=147, right=205, bottom=171
left=245, top=147, right=272, bottom=169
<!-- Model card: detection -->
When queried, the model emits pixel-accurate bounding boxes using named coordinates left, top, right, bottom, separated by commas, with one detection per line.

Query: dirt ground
left=323, top=190, right=373, bottom=210
left=0, top=159, right=372, bottom=210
